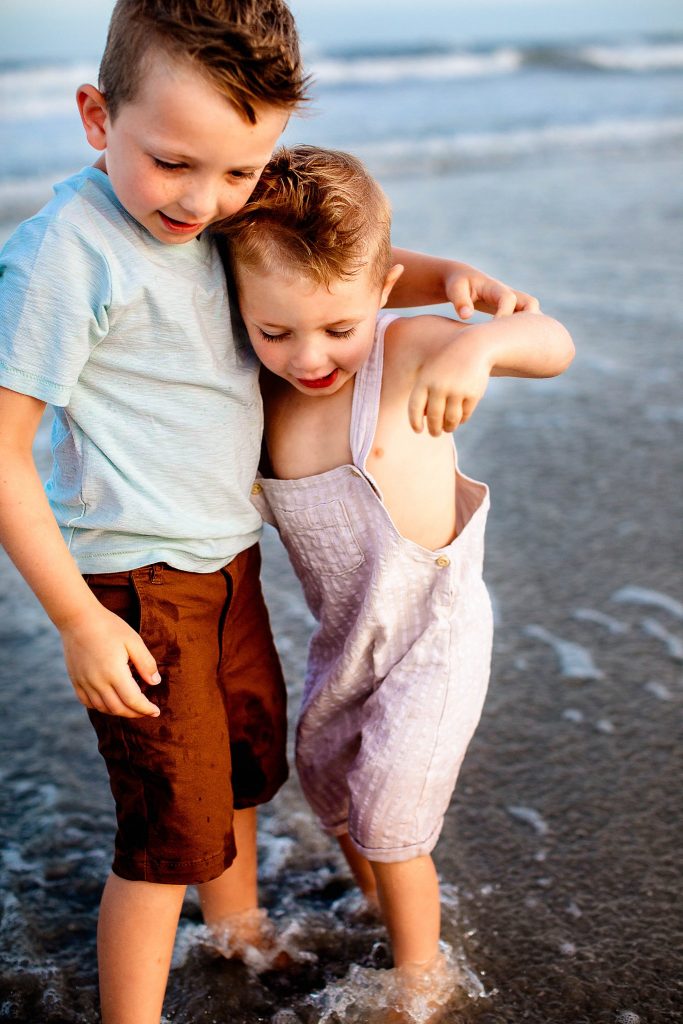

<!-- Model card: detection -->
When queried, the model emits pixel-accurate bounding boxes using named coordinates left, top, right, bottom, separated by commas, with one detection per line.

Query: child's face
left=236, top=263, right=401, bottom=396
left=78, top=50, right=289, bottom=244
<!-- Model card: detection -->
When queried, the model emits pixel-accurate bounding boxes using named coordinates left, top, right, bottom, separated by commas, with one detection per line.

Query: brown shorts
left=85, top=544, right=288, bottom=885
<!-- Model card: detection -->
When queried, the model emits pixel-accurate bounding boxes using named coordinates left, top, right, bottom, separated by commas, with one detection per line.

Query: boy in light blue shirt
left=0, top=1, right=539, bottom=1020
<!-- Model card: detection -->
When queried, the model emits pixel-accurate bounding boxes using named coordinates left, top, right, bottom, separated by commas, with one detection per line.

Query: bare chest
left=264, top=379, right=354, bottom=480
left=264, top=375, right=457, bottom=551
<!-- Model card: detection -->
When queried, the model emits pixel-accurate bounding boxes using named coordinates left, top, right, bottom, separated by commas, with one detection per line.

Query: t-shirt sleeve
left=0, top=215, right=112, bottom=406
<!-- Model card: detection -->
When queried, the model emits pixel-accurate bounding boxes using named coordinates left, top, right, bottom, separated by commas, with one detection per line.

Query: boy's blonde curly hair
left=218, top=145, right=393, bottom=288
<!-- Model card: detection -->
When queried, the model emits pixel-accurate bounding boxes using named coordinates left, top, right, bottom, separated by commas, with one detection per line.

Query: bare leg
left=370, top=855, right=441, bottom=967
left=97, top=872, right=186, bottom=1024
left=337, top=833, right=380, bottom=911
left=196, top=807, right=293, bottom=969
left=196, top=807, right=258, bottom=926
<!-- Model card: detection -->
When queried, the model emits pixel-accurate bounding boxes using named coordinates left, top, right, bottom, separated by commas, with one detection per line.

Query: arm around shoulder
left=387, top=247, right=540, bottom=318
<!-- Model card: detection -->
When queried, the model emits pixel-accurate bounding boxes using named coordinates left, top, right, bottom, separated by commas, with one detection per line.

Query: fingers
left=493, top=289, right=541, bottom=316
left=73, top=665, right=161, bottom=719
left=493, top=291, right=518, bottom=318
left=515, top=291, right=540, bottom=313
left=460, top=396, right=477, bottom=425
left=442, top=396, right=464, bottom=433
left=425, top=391, right=465, bottom=436
left=127, top=633, right=162, bottom=687
left=410, top=384, right=470, bottom=436
left=73, top=682, right=95, bottom=710
left=408, top=383, right=428, bottom=432
left=110, top=667, right=161, bottom=717
left=63, top=610, right=162, bottom=719
left=447, top=280, right=475, bottom=320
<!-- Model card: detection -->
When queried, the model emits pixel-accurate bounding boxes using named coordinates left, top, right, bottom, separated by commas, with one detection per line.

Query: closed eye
left=327, top=328, right=356, bottom=339
left=258, top=328, right=288, bottom=342
left=153, top=157, right=186, bottom=172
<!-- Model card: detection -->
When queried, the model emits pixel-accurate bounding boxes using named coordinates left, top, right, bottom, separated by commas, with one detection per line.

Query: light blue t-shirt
left=0, top=167, right=263, bottom=572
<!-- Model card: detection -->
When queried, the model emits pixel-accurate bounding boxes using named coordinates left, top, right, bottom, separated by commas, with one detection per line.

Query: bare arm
left=388, top=247, right=540, bottom=319
left=0, top=388, right=161, bottom=717
left=391, top=312, right=575, bottom=435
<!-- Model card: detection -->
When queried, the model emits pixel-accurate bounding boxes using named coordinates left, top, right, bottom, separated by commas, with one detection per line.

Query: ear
left=380, top=264, right=404, bottom=308
left=76, top=84, right=109, bottom=152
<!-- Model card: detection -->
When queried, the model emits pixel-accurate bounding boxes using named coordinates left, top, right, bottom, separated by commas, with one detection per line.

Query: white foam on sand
left=611, top=586, right=683, bottom=620
left=505, top=805, right=549, bottom=836
left=640, top=618, right=683, bottom=662
left=523, top=625, right=605, bottom=680
left=573, top=608, right=630, bottom=634
left=643, top=680, right=674, bottom=702
left=595, top=718, right=616, bottom=735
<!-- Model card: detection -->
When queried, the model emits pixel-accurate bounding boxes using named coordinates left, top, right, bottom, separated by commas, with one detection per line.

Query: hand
left=446, top=267, right=540, bottom=320
left=61, top=605, right=162, bottom=718
left=408, top=329, right=493, bottom=436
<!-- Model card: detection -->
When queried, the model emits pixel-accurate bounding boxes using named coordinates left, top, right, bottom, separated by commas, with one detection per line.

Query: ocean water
left=1, top=16, right=683, bottom=1024
left=1, top=33, right=682, bottom=225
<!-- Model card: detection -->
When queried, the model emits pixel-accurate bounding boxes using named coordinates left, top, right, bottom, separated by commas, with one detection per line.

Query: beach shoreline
left=1, top=143, right=682, bottom=1022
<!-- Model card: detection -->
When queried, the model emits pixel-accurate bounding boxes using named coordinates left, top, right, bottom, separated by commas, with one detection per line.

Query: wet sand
left=1, top=146, right=682, bottom=1022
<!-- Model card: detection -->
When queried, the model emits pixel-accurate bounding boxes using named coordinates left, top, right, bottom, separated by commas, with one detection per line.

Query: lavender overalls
left=253, top=314, right=493, bottom=862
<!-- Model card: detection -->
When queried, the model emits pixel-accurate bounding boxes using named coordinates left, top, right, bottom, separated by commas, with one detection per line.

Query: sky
left=0, top=0, right=681, bottom=62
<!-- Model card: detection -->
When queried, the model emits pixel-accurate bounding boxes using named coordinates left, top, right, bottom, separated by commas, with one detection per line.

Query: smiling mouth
left=159, top=212, right=203, bottom=233
left=295, top=369, right=340, bottom=390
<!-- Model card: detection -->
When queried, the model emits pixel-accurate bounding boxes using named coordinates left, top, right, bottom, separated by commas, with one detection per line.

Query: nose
left=290, top=338, right=327, bottom=376
left=176, top=179, right=221, bottom=223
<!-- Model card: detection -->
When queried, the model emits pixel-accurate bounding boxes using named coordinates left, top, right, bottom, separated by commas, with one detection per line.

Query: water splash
left=171, top=909, right=316, bottom=974
left=286, top=942, right=485, bottom=1024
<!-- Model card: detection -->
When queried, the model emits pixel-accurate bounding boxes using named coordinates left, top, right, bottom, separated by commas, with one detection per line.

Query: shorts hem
left=320, top=821, right=350, bottom=838
left=347, top=821, right=443, bottom=863
left=112, top=839, right=237, bottom=885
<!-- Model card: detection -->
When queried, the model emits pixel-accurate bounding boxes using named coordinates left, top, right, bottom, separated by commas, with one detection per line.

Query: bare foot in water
left=384, top=952, right=460, bottom=1023
left=204, top=908, right=293, bottom=971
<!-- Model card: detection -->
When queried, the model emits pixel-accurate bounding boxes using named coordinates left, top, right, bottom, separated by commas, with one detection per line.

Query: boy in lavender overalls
left=218, top=146, right=574, bottom=1005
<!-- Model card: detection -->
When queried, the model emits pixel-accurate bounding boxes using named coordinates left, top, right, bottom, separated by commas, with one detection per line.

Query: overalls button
left=251, top=482, right=263, bottom=495
left=435, top=555, right=450, bottom=568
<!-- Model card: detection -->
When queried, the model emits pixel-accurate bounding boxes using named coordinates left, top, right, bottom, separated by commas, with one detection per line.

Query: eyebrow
left=258, top=318, right=363, bottom=330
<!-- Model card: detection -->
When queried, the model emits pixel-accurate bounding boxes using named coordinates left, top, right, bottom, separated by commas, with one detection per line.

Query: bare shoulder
left=382, top=314, right=468, bottom=384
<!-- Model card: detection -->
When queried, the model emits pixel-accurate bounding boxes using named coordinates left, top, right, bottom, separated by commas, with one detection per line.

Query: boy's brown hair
left=219, top=145, right=393, bottom=288
left=99, top=0, right=308, bottom=122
